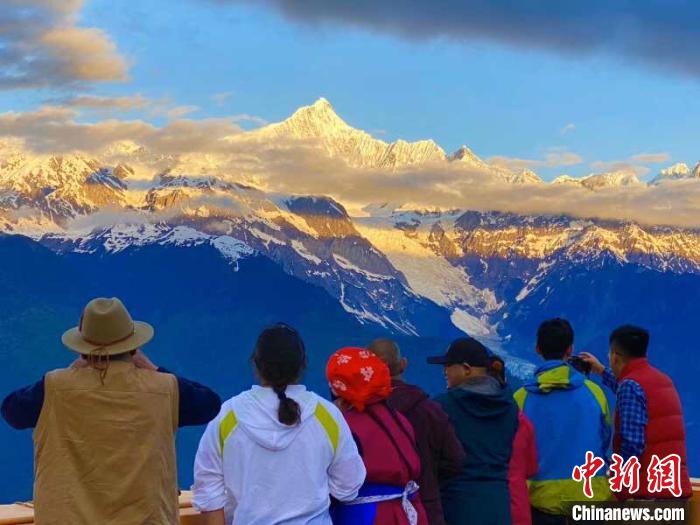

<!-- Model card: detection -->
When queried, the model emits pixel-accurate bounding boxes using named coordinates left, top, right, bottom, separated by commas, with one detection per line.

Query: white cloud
left=0, top=106, right=242, bottom=154
left=590, top=160, right=649, bottom=176
left=231, top=114, right=269, bottom=127
left=0, top=0, right=128, bottom=89
left=66, top=206, right=181, bottom=231
left=50, top=94, right=149, bottom=111
left=590, top=152, right=671, bottom=177
left=561, top=123, right=576, bottom=135
left=630, top=152, right=671, bottom=164
left=250, top=150, right=700, bottom=229
left=163, top=105, right=200, bottom=120
left=489, top=148, right=582, bottom=171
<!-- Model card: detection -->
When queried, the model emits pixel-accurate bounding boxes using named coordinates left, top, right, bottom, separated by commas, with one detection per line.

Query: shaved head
left=368, top=338, right=404, bottom=377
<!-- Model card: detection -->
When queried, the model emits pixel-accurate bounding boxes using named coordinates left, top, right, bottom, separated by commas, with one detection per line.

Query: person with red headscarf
left=327, top=347, right=428, bottom=525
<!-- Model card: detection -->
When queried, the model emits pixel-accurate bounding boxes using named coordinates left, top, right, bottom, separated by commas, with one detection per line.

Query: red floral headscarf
left=326, top=347, right=392, bottom=411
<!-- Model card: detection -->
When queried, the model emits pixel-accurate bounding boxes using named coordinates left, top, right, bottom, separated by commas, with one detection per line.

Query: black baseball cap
left=427, top=337, right=491, bottom=366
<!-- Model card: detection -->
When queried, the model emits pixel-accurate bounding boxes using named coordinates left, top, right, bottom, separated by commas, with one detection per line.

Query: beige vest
left=33, top=361, right=180, bottom=525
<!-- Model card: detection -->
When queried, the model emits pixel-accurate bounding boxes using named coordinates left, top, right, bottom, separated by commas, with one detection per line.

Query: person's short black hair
left=609, top=325, right=649, bottom=358
left=537, top=318, right=574, bottom=360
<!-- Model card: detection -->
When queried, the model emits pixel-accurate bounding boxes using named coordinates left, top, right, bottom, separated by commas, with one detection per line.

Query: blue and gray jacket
left=514, top=361, right=612, bottom=515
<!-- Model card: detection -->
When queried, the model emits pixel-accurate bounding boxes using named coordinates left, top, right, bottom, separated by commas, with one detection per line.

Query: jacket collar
left=525, top=360, right=585, bottom=393
left=619, top=357, right=650, bottom=379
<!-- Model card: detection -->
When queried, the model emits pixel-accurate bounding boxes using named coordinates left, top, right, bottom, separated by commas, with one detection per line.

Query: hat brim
left=426, top=355, right=449, bottom=365
left=61, top=321, right=154, bottom=356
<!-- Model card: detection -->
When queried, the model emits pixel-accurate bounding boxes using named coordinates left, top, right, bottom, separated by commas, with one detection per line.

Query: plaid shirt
left=602, top=368, right=648, bottom=461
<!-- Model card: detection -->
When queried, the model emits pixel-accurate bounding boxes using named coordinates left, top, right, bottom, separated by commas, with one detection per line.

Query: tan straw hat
left=62, top=297, right=154, bottom=356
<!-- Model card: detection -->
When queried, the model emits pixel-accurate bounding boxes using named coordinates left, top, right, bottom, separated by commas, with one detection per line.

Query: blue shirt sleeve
left=158, top=367, right=221, bottom=427
left=2, top=369, right=221, bottom=430
left=1, top=377, right=45, bottom=430
left=602, top=368, right=618, bottom=394
left=615, top=378, right=648, bottom=461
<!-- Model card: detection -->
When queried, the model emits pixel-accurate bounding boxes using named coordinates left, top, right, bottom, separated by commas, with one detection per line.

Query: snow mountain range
left=1, top=97, right=700, bottom=369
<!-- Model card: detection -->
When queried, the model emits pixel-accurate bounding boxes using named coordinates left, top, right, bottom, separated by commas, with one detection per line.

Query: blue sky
left=1, top=0, right=699, bottom=180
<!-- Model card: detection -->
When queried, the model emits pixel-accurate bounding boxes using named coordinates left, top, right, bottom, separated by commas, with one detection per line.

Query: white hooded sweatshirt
left=193, top=385, right=366, bottom=525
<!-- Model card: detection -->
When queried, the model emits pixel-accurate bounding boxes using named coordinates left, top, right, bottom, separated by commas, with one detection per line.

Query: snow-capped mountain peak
left=662, top=162, right=690, bottom=177
left=250, top=97, right=446, bottom=169
left=0, top=151, right=129, bottom=224
left=650, top=162, right=700, bottom=184
left=273, top=97, right=354, bottom=138
left=511, top=168, right=543, bottom=185
left=553, top=170, right=641, bottom=190
left=447, top=145, right=543, bottom=184
left=584, top=170, right=642, bottom=189
left=449, top=145, right=487, bottom=165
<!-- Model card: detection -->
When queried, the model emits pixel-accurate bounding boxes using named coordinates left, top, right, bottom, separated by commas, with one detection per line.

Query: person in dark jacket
left=368, top=339, right=465, bottom=525
left=428, top=337, right=519, bottom=525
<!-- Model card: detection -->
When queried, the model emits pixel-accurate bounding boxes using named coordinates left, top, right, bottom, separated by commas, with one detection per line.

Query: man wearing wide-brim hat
left=1, top=297, right=221, bottom=525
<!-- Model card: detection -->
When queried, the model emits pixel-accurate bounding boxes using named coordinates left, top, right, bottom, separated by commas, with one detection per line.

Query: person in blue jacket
left=514, top=318, right=611, bottom=525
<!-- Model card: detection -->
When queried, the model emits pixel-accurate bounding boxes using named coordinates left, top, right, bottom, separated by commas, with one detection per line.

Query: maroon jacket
left=343, top=401, right=429, bottom=525
left=387, top=379, right=465, bottom=525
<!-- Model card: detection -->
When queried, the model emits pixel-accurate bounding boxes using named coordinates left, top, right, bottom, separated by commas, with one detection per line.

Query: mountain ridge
left=2, top=97, right=699, bottom=233
left=1, top=98, right=700, bottom=341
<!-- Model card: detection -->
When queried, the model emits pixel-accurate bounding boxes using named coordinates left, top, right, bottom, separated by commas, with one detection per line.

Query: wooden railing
left=0, top=492, right=204, bottom=525
left=2, top=482, right=700, bottom=524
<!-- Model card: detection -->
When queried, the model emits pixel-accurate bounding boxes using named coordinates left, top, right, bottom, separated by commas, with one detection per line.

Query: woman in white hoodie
left=193, top=324, right=366, bottom=525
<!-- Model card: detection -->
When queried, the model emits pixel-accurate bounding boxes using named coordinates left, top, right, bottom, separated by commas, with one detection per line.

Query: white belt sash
left=345, top=480, right=420, bottom=525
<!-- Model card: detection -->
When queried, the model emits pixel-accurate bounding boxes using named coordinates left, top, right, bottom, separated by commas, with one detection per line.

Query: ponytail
left=253, top=323, right=307, bottom=426
left=273, top=385, right=302, bottom=426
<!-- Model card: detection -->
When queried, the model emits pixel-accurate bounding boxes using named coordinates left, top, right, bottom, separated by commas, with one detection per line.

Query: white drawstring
left=344, top=481, right=420, bottom=525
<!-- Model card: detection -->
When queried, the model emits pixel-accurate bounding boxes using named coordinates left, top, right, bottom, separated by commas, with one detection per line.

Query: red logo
left=647, top=454, right=682, bottom=497
left=608, top=453, right=641, bottom=494
left=572, top=452, right=683, bottom=498
left=572, top=451, right=606, bottom=498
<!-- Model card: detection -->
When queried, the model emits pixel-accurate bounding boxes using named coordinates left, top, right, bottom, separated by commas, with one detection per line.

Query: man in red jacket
left=368, top=339, right=465, bottom=525
left=581, top=325, right=692, bottom=501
